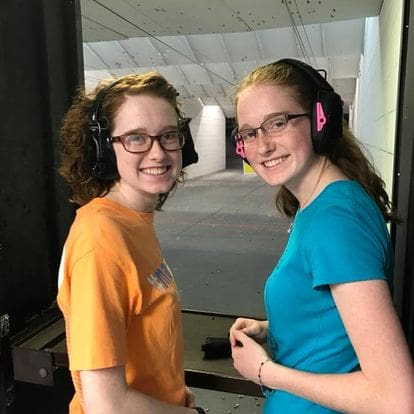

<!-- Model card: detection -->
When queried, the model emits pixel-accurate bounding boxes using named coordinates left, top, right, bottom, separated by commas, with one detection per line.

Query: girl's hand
left=229, top=317, right=268, bottom=346
left=184, top=386, right=195, bottom=408
left=231, top=329, right=270, bottom=384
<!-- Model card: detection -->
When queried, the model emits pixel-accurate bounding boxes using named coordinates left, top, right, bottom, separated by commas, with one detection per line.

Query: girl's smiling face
left=236, top=83, right=321, bottom=198
left=109, top=94, right=182, bottom=211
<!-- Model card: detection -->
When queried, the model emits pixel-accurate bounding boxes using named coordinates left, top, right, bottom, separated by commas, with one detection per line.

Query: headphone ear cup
left=231, top=127, right=250, bottom=165
left=93, top=146, right=118, bottom=181
left=85, top=123, right=118, bottom=181
left=311, top=90, right=343, bottom=154
left=235, top=140, right=246, bottom=159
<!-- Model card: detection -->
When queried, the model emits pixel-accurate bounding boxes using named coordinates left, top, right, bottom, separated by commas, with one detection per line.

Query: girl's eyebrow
left=114, top=124, right=179, bottom=136
left=238, top=112, right=284, bottom=130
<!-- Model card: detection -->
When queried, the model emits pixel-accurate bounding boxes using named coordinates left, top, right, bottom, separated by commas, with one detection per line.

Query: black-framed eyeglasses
left=111, top=131, right=185, bottom=153
left=234, top=112, right=310, bottom=144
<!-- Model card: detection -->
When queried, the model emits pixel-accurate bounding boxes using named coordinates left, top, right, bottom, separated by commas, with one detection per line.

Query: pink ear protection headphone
left=235, top=139, right=246, bottom=159
left=232, top=58, right=343, bottom=162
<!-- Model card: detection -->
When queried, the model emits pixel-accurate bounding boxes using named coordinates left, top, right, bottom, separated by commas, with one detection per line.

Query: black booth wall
left=0, top=0, right=83, bottom=332
left=394, top=0, right=414, bottom=353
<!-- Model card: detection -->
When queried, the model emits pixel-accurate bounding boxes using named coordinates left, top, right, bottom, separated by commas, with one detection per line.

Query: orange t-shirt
left=57, top=198, right=186, bottom=413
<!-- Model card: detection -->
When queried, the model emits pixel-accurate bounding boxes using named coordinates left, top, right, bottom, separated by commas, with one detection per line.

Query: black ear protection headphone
left=86, top=78, right=199, bottom=181
left=232, top=58, right=343, bottom=161
left=86, top=79, right=122, bottom=180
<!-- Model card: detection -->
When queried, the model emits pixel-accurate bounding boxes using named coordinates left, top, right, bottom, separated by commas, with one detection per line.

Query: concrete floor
left=155, top=169, right=292, bottom=413
left=190, top=388, right=265, bottom=413
left=156, top=169, right=291, bottom=318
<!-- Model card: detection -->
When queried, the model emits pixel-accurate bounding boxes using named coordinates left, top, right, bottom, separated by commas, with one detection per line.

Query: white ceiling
left=80, top=0, right=383, bottom=118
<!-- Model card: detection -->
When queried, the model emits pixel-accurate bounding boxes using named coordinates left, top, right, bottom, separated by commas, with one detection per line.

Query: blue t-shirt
left=263, top=180, right=393, bottom=413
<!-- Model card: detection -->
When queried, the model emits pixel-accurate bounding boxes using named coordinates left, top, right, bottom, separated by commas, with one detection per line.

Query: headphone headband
left=277, top=58, right=334, bottom=92
left=89, top=78, right=125, bottom=125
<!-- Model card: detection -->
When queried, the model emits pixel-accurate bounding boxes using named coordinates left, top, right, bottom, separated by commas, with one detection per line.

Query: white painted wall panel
left=352, top=0, right=403, bottom=195
left=184, top=106, right=226, bottom=179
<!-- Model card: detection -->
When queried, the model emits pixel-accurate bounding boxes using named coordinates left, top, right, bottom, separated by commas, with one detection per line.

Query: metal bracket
left=0, top=314, right=15, bottom=413
left=0, top=316, right=9, bottom=340
left=11, top=347, right=54, bottom=387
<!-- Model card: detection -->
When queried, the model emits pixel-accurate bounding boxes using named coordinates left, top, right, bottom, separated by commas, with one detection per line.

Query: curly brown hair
left=59, top=71, right=185, bottom=209
left=234, top=61, right=398, bottom=223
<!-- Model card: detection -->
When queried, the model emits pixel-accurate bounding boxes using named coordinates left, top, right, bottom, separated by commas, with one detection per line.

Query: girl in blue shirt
left=229, top=59, right=414, bottom=413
